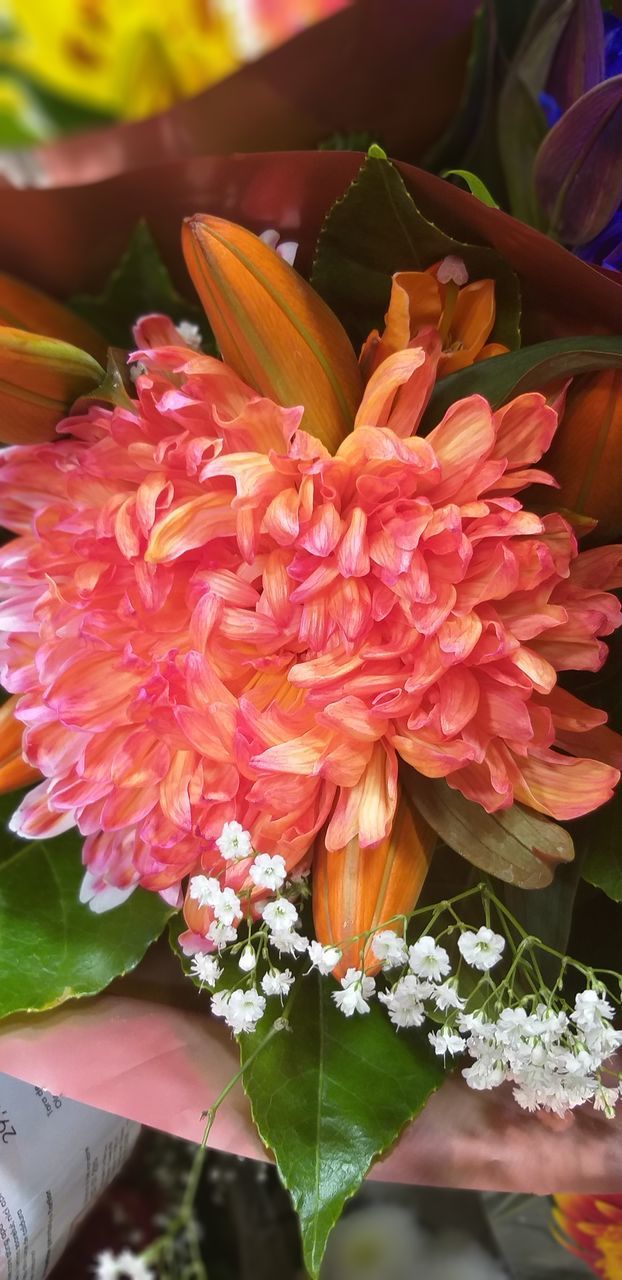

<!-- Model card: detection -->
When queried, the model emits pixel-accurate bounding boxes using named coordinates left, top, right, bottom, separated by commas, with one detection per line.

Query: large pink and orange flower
left=0, top=219, right=620, bottom=921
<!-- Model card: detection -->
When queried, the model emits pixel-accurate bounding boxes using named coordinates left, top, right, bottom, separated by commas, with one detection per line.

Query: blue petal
left=604, top=10, right=622, bottom=79
left=575, top=205, right=622, bottom=269
left=539, top=90, right=564, bottom=127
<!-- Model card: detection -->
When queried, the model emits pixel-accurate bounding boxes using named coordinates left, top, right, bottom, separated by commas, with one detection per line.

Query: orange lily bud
left=0, top=696, right=40, bottom=794
left=312, top=793, right=436, bottom=979
left=182, top=214, right=362, bottom=452
left=545, top=369, right=622, bottom=538
left=0, top=274, right=107, bottom=364
left=0, top=327, right=104, bottom=444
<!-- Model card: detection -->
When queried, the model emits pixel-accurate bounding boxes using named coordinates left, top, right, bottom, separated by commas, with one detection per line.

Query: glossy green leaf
left=311, top=153, right=521, bottom=351
left=422, top=333, right=622, bottom=429
left=441, top=168, right=500, bottom=207
left=173, top=920, right=442, bottom=1277
left=0, top=831, right=172, bottom=1018
left=71, top=220, right=210, bottom=349
left=405, top=773, right=574, bottom=889
left=240, top=972, right=442, bottom=1278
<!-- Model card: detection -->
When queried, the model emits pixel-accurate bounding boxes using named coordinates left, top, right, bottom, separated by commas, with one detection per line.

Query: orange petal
left=182, top=215, right=362, bottom=452
left=360, top=270, right=442, bottom=379
left=545, top=369, right=622, bottom=538
left=0, top=696, right=41, bottom=794
left=440, top=278, right=497, bottom=374
left=0, top=273, right=107, bottom=363
left=355, top=333, right=440, bottom=437
left=312, top=789, right=435, bottom=978
left=0, top=327, right=104, bottom=444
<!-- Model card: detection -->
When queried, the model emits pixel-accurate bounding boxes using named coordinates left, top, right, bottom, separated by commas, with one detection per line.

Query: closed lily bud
left=0, top=274, right=106, bottom=363
left=0, top=327, right=104, bottom=444
left=546, top=368, right=622, bottom=537
left=312, top=794, right=435, bottom=980
left=535, top=75, right=622, bottom=245
left=182, top=214, right=362, bottom=452
left=546, top=0, right=604, bottom=113
left=0, top=696, right=40, bottom=794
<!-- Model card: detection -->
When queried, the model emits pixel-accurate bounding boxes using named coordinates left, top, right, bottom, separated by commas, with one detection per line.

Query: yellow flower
left=0, top=0, right=239, bottom=120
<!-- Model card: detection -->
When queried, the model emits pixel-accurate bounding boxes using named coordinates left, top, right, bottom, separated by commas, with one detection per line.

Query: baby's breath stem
left=200, top=1012, right=289, bottom=1151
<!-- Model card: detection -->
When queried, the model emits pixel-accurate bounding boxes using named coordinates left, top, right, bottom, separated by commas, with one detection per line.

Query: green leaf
left=172, top=921, right=442, bottom=1277
left=81, top=348, right=136, bottom=410
left=70, top=221, right=209, bottom=349
left=310, top=153, right=521, bottom=352
left=0, top=831, right=172, bottom=1018
left=425, top=1, right=539, bottom=206
left=405, top=773, right=574, bottom=889
left=441, top=169, right=500, bottom=208
left=422, top=333, right=622, bottom=429
left=240, top=972, right=443, bottom=1278
left=497, top=0, right=576, bottom=226
left=578, top=793, right=622, bottom=902
left=563, top=630, right=622, bottom=905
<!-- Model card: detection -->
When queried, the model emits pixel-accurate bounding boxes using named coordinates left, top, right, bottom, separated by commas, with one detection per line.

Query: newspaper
left=0, top=1073, right=140, bottom=1280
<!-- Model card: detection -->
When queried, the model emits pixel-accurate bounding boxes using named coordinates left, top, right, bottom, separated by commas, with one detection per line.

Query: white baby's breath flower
left=593, top=1085, right=620, bottom=1117
left=573, top=989, right=615, bottom=1028
left=94, top=1251, right=154, bottom=1280
left=216, top=820, right=253, bottom=861
left=211, top=987, right=266, bottom=1034
left=249, top=853, right=287, bottom=891
left=408, top=936, right=451, bottom=982
left=378, top=975, right=426, bottom=1028
left=429, top=1026, right=465, bottom=1057
left=261, top=969, right=295, bottom=998
left=458, top=926, right=505, bottom=971
left=213, top=885, right=242, bottom=926
left=307, top=940, right=342, bottom=975
left=269, top=929, right=309, bottom=957
left=333, top=968, right=375, bottom=1017
left=371, top=930, right=408, bottom=969
left=462, top=1058, right=506, bottom=1090
left=207, top=919, right=238, bottom=948
left=433, top=980, right=465, bottom=1012
left=188, top=875, right=221, bottom=909
left=177, top=320, right=203, bottom=350
left=261, top=898, right=299, bottom=932
left=190, top=952, right=222, bottom=988
left=238, top=944, right=257, bottom=973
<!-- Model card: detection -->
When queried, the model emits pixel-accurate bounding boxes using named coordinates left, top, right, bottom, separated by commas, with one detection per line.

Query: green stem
left=143, top=1014, right=289, bottom=1271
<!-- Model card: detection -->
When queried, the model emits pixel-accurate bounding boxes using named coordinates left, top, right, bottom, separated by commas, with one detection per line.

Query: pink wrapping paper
left=1, top=971, right=621, bottom=1192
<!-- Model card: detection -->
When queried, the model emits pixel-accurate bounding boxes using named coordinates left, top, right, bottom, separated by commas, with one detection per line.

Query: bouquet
left=1, top=146, right=622, bottom=1277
